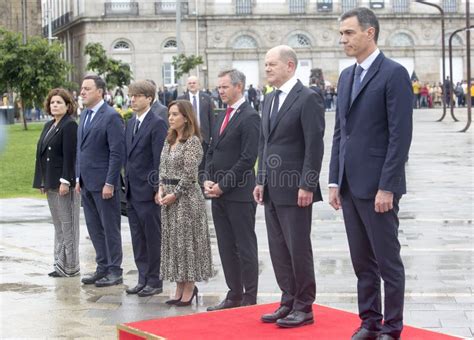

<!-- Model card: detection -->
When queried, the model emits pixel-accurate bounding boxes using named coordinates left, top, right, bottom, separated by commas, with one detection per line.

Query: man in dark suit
left=253, top=45, right=325, bottom=328
left=76, top=75, right=125, bottom=287
left=124, top=80, right=168, bottom=297
left=204, top=69, right=260, bottom=311
left=178, top=76, right=215, bottom=180
left=328, top=8, right=413, bottom=340
left=146, top=79, right=169, bottom=126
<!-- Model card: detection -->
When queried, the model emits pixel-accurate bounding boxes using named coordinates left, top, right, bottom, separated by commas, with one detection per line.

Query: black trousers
left=127, top=198, right=162, bottom=288
left=340, top=178, right=405, bottom=338
left=264, top=189, right=315, bottom=313
left=212, top=199, right=258, bottom=303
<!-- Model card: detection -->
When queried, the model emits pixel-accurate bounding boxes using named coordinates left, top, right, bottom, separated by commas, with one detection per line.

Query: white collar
left=88, top=99, right=105, bottom=113
left=136, top=108, right=151, bottom=124
left=229, top=96, right=246, bottom=111
left=277, top=75, right=298, bottom=94
left=357, top=48, right=380, bottom=72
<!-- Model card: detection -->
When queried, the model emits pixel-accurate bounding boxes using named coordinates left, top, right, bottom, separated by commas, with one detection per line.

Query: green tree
left=0, top=28, right=72, bottom=129
left=85, top=42, right=132, bottom=89
left=172, top=54, right=204, bottom=82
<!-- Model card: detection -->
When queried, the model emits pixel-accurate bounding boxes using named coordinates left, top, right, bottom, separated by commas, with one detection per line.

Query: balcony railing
left=236, top=0, right=252, bottom=15
left=289, top=0, right=306, bottom=14
left=317, top=0, right=333, bottom=12
left=392, top=0, right=409, bottom=13
left=104, top=2, right=139, bottom=16
left=42, top=12, right=72, bottom=36
left=341, top=0, right=358, bottom=12
left=155, top=1, right=189, bottom=15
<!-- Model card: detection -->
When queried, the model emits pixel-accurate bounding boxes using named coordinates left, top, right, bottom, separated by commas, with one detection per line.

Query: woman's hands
left=155, top=186, right=177, bottom=206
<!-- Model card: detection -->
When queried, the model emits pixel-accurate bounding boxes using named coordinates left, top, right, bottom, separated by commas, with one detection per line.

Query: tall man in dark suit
left=253, top=45, right=325, bottom=328
left=204, top=69, right=260, bottom=311
left=178, top=76, right=215, bottom=180
left=328, top=8, right=413, bottom=340
left=146, top=79, right=169, bottom=126
left=124, top=80, right=168, bottom=297
left=76, top=75, right=125, bottom=287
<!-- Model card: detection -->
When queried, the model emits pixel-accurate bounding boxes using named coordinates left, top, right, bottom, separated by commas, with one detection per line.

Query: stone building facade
left=43, top=0, right=470, bottom=89
left=2, top=0, right=42, bottom=37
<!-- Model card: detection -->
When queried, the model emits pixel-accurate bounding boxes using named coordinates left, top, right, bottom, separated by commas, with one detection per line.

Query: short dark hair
left=340, top=7, right=380, bottom=43
left=83, top=75, right=107, bottom=97
left=44, top=88, right=77, bottom=116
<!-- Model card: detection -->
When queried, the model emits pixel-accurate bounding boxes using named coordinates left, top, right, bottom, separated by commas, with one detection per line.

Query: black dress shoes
left=351, top=327, right=381, bottom=340
left=95, top=274, right=123, bottom=287
left=261, top=305, right=291, bottom=323
left=48, top=271, right=62, bottom=278
left=81, top=272, right=107, bottom=285
left=377, top=334, right=400, bottom=340
left=276, top=310, right=314, bottom=328
left=206, top=299, right=241, bottom=311
left=241, top=300, right=257, bottom=307
left=126, top=283, right=145, bottom=294
left=137, top=285, right=163, bottom=297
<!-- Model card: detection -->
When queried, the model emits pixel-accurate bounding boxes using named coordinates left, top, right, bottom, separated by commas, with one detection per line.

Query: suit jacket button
left=346, top=136, right=350, bottom=139
left=46, top=158, right=50, bottom=161
left=48, top=147, right=51, bottom=150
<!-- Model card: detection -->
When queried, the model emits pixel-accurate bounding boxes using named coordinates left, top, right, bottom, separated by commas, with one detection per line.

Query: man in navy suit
left=178, top=76, right=215, bottom=182
left=124, top=80, right=167, bottom=296
left=76, top=75, right=125, bottom=287
left=205, top=69, right=260, bottom=311
left=328, top=8, right=413, bottom=340
left=254, top=45, right=325, bottom=328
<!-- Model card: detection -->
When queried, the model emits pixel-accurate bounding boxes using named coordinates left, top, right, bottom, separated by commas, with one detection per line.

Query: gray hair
left=340, top=7, right=380, bottom=43
left=218, top=69, right=246, bottom=93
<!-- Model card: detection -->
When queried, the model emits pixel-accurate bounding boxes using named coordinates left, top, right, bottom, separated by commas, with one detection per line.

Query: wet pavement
left=0, top=108, right=472, bottom=339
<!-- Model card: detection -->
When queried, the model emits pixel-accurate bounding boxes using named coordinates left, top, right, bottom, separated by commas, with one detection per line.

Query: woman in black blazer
left=33, top=88, right=80, bottom=277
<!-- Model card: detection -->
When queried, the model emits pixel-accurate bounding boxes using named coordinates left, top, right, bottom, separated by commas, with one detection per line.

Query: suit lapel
left=126, top=116, right=135, bottom=156
left=40, top=120, right=55, bottom=154
left=262, top=92, right=273, bottom=137
left=81, top=103, right=106, bottom=143
left=348, top=53, right=385, bottom=113
left=269, top=81, right=302, bottom=136
left=128, top=112, right=152, bottom=155
left=215, top=103, right=245, bottom=148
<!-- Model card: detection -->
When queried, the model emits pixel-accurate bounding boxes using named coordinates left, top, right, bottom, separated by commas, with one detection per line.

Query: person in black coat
left=33, top=88, right=80, bottom=277
left=205, top=69, right=260, bottom=311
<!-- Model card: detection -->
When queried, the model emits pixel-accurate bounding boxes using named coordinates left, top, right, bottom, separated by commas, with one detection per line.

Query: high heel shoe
left=165, top=296, right=182, bottom=305
left=175, top=286, right=198, bottom=307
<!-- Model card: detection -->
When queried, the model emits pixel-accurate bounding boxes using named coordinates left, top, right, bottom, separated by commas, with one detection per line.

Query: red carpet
left=117, top=303, right=462, bottom=340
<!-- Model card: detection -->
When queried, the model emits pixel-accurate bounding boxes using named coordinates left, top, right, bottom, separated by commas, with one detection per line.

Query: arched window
left=233, top=35, right=258, bottom=49
left=390, top=33, right=414, bottom=47
left=288, top=34, right=311, bottom=48
left=113, top=40, right=130, bottom=51
left=163, top=39, right=177, bottom=49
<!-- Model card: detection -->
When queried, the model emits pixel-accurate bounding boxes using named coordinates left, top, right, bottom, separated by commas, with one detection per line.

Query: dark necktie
left=83, top=109, right=93, bottom=133
left=270, top=89, right=282, bottom=130
left=132, top=119, right=140, bottom=140
left=219, top=107, right=233, bottom=135
left=351, top=65, right=364, bottom=103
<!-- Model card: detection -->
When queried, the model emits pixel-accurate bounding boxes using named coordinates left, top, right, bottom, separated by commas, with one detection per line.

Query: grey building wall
left=44, top=0, right=470, bottom=89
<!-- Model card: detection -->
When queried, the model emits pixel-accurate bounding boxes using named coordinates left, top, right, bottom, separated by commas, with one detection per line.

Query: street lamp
left=414, top=0, right=449, bottom=122
left=460, top=1, right=471, bottom=133
left=448, top=26, right=473, bottom=122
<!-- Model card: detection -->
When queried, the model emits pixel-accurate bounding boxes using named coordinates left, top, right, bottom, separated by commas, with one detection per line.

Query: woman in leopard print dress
left=156, top=100, right=213, bottom=306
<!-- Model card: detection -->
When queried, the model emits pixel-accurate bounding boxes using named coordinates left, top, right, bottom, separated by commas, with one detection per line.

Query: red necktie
left=219, top=107, right=233, bottom=135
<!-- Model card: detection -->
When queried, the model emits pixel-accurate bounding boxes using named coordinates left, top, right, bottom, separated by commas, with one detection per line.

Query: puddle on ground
left=0, top=282, right=48, bottom=294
